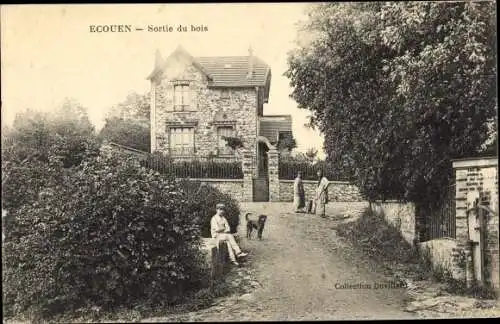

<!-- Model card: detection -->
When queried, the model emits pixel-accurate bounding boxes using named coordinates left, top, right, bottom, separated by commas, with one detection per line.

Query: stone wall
left=152, top=53, right=258, bottom=177
left=206, top=179, right=244, bottom=201
left=180, top=178, right=244, bottom=201
left=418, top=238, right=462, bottom=280
left=452, top=157, right=499, bottom=292
left=370, top=201, right=417, bottom=246
left=279, top=180, right=364, bottom=202
left=268, top=149, right=280, bottom=202
left=242, top=151, right=254, bottom=202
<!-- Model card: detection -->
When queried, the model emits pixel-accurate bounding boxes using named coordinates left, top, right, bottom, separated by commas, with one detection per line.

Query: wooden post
left=478, top=205, right=488, bottom=287
left=465, top=247, right=474, bottom=288
left=210, top=245, right=216, bottom=290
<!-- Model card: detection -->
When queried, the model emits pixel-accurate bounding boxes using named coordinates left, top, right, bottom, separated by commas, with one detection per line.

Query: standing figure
left=210, top=203, right=248, bottom=266
left=293, top=171, right=306, bottom=213
left=314, top=170, right=330, bottom=218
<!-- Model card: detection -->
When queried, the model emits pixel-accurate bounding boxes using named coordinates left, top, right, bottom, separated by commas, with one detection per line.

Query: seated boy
left=210, top=203, right=248, bottom=266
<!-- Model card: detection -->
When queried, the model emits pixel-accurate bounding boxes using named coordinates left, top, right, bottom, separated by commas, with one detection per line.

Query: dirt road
left=145, top=202, right=417, bottom=321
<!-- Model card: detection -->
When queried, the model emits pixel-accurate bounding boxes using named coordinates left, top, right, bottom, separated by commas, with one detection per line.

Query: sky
left=1, top=3, right=324, bottom=157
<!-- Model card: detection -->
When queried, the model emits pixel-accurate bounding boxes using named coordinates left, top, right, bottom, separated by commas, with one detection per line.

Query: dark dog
left=306, top=200, right=314, bottom=214
left=245, top=212, right=267, bottom=240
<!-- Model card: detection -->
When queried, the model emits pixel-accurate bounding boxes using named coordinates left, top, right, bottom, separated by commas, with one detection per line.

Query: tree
left=4, top=99, right=101, bottom=168
left=101, top=92, right=151, bottom=151
left=480, top=118, right=497, bottom=156
left=305, top=147, right=318, bottom=162
left=107, top=92, right=150, bottom=121
left=99, top=117, right=151, bottom=152
left=285, top=2, right=496, bottom=205
left=2, top=99, right=101, bottom=211
left=482, top=136, right=498, bottom=156
left=277, top=133, right=297, bottom=152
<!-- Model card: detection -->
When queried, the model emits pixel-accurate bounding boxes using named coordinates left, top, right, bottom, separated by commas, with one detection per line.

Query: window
left=277, top=131, right=294, bottom=151
left=173, top=84, right=190, bottom=111
left=278, top=131, right=294, bottom=144
left=278, top=131, right=292, bottom=142
left=169, top=127, right=194, bottom=155
left=221, top=89, right=230, bottom=99
left=217, top=126, right=234, bottom=155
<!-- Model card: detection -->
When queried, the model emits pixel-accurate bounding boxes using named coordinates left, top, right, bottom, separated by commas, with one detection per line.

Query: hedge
left=179, top=180, right=241, bottom=238
left=2, top=151, right=209, bottom=319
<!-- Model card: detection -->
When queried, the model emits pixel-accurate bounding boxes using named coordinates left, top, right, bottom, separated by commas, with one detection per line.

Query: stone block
left=201, top=238, right=230, bottom=284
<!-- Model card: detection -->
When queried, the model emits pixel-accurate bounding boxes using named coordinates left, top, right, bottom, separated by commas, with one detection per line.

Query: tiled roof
left=147, top=46, right=271, bottom=88
left=195, top=56, right=270, bottom=87
left=147, top=46, right=272, bottom=102
left=259, top=115, right=293, bottom=144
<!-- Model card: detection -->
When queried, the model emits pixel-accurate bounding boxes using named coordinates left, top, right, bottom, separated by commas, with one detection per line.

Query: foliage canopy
left=285, top=2, right=497, bottom=204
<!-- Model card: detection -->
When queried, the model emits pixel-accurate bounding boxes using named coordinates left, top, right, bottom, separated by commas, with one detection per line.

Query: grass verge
left=336, top=207, right=425, bottom=270
left=336, top=207, right=497, bottom=300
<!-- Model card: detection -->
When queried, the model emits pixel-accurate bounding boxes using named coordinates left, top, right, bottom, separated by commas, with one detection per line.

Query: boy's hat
left=216, top=203, right=226, bottom=210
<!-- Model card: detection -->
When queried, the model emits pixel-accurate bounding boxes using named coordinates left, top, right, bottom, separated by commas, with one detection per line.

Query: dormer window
left=173, top=81, right=191, bottom=111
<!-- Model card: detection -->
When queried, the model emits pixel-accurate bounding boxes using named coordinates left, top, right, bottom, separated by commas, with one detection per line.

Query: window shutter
left=166, top=84, right=174, bottom=111
left=189, top=86, right=197, bottom=111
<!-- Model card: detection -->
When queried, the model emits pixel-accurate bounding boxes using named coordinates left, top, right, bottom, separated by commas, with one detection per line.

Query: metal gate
left=253, top=178, right=269, bottom=202
left=428, top=182, right=457, bottom=240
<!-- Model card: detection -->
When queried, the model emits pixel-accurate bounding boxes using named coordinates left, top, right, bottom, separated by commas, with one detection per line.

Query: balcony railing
left=173, top=105, right=193, bottom=112
left=217, top=146, right=235, bottom=156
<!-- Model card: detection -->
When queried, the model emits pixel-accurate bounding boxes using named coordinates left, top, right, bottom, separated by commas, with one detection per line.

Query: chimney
left=247, top=46, right=254, bottom=78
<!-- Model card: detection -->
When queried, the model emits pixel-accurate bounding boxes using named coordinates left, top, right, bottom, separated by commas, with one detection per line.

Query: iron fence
left=141, top=154, right=243, bottom=179
left=169, top=147, right=196, bottom=156
left=279, top=160, right=352, bottom=181
left=423, top=182, right=457, bottom=240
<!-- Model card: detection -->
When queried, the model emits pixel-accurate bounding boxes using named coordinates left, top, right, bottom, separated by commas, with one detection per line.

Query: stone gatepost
left=267, top=148, right=280, bottom=202
left=452, top=157, right=499, bottom=293
left=242, top=150, right=254, bottom=202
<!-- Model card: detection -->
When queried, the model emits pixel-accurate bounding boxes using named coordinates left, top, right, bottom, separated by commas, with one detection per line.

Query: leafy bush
left=222, top=136, right=244, bottom=151
left=2, top=151, right=208, bottom=319
left=179, top=180, right=241, bottom=238
left=141, top=154, right=243, bottom=179
left=1, top=147, right=65, bottom=212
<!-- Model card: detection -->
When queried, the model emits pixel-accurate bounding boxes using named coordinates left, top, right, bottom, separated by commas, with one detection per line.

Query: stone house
left=146, top=45, right=293, bottom=201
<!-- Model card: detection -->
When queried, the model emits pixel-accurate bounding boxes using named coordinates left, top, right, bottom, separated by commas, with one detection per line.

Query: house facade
left=147, top=46, right=293, bottom=200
